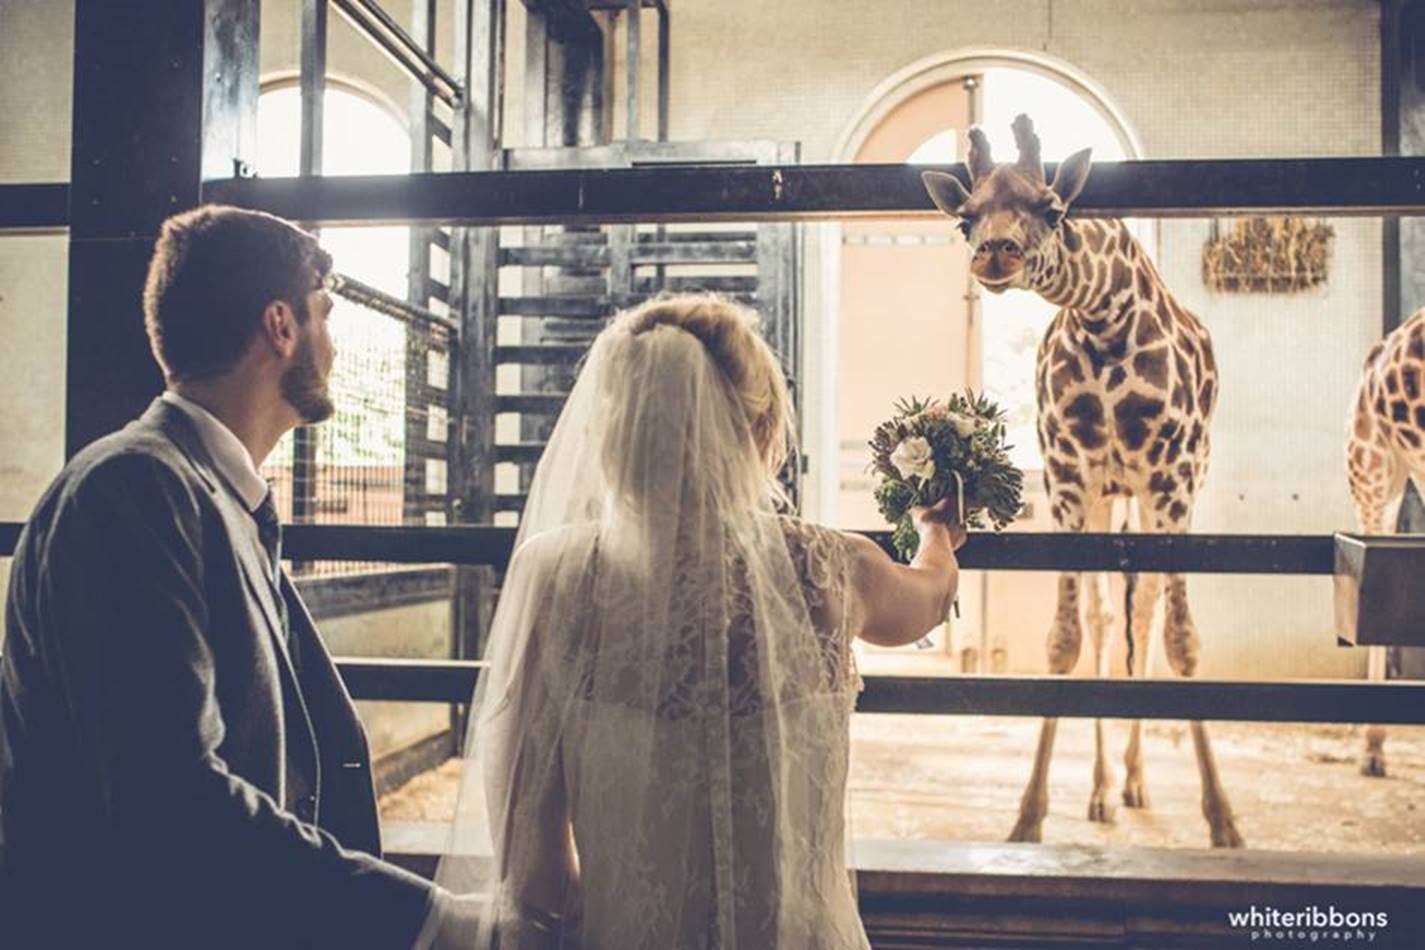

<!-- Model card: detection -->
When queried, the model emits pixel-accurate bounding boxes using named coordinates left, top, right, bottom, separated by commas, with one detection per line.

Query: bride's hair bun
left=615, top=293, right=793, bottom=475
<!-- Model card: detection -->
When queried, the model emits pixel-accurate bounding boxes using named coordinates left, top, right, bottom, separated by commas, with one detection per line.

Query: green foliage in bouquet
left=868, top=391, right=1025, bottom=561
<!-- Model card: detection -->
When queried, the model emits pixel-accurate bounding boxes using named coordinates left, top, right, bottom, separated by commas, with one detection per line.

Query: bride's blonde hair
left=612, top=294, right=793, bottom=477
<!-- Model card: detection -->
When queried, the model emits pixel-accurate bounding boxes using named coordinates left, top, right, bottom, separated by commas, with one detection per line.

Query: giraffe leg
left=1122, top=562, right=1160, bottom=810
left=1347, top=436, right=1404, bottom=779
left=1008, top=489, right=1087, bottom=844
left=1362, top=649, right=1388, bottom=778
left=1008, top=717, right=1061, bottom=844
left=1147, top=497, right=1244, bottom=849
left=1084, top=499, right=1116, bottom=825
left=1161, top=571, right=1243, bottom=847
left=1187, top=719, right=1243, bottom=848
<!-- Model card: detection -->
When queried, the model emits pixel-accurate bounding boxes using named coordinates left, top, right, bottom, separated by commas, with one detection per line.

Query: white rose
left=891, top=436, right=936, bottom=481
left=947, top=412, right=978, bottom=438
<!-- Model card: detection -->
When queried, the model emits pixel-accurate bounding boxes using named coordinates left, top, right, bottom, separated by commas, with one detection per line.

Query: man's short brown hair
left=143, top=204, right=333, bottom=382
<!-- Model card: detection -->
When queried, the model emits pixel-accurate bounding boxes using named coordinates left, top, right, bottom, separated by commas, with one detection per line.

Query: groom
left=0, top=205, right=472, bottom=948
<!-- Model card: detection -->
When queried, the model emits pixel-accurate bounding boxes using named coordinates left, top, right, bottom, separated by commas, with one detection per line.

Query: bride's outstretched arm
left=844, top=504, right=964, bottom=647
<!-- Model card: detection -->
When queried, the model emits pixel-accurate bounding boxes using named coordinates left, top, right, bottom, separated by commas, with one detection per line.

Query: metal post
left=656, top=1, right=669, bottom=142
left=300, top=0, right=327, bottom=182
left=292, top=0, right=328, bottom=531
left=66, top=0, right=259, bottom=457
left=625, top=0, right=640, bottom=140
left=1381, top=0, right=1425, bottom=676
left=449, top=0, right=504, bottom=744
left=405, top=0, right=437, bottom=526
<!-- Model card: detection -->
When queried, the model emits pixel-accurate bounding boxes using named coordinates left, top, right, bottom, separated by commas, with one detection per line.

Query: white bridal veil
left=429, top=300, right=866, bottom=949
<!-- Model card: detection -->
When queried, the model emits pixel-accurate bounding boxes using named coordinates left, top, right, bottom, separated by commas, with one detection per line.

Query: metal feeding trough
left=1334, top=533, right=1425, bottom=647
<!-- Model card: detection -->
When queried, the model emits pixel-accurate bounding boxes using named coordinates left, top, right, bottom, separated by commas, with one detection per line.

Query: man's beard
left=280, top=331, right=334, bottom=424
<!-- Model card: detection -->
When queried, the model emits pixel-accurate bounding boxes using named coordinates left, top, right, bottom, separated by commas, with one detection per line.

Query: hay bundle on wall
left=1202, top=216, right=1333, bottom=293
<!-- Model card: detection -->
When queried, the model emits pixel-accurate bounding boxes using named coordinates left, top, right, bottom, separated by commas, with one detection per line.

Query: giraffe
left=922, top=115, right=1243, bottom=848
left=1344, top=307, right=1425, bottom=777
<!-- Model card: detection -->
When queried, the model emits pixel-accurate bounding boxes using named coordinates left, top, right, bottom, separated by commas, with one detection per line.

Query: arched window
left=837, top=56, right=1147, bottom=490
left=255, top=81, right=415, bottom=574
left=830, top=52, right=1145, bottom=672
left=945, top=66, right=1147, bottom=473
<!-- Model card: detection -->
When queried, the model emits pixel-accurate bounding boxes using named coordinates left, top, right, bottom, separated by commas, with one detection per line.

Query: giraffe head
left=921, top=114, right=1092, bottom=295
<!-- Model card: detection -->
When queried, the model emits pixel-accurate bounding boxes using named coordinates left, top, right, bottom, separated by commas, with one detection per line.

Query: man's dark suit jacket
left=0, top=399, right=435, bottom=948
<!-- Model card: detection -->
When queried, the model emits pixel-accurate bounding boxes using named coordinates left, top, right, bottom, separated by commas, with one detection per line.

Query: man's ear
left=261, top=300, right=300, bottom=358
left=1049, top=148, right=1093, bottom=206
left=921, top=170, right=973, bottom=216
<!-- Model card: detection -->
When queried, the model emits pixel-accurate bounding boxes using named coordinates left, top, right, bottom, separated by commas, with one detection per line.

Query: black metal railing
left=7, top=157, right=1425, bottom=233
left=5, top=523, right=1417, bottom=724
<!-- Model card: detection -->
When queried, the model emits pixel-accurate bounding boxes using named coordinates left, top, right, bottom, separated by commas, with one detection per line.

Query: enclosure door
left=837, top=80, right=981, bottom=663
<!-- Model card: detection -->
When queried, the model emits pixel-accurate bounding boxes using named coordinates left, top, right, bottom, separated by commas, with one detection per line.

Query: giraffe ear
left=921, top=170, right=972, bottom=216
left=1050, top=148, right=1093, bottom=206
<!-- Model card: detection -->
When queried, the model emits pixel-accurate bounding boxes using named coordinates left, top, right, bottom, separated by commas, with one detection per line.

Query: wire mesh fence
left=262, top=270, right=456, bottom=580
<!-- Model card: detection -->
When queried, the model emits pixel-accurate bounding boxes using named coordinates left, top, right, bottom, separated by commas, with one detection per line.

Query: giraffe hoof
left=1360, top=754, right=1388, bottom=778
left=1087, top=793, right=1116, bottom=824
left=1007, top=819, right=1043, bottom=843
left=1211, top=823, right=1245, bottom=849
left=1122, top=778, right=1150, bottom=809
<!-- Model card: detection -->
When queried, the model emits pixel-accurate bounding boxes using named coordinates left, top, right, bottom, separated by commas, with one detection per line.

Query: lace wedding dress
left=427, top=312, right=872, bottom=949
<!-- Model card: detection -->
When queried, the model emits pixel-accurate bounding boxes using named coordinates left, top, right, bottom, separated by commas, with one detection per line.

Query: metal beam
left=0, top=184, right=69, bottom=232
left=21, top=157, right=1425, bottom=233
left=328, top=658, right=1425, bottom=724
left=281, top=527, right=1338, bottom=574
left=329, top=0, right=464, bottom=106
left=336, top=657, right=487, bottom=702
left=203, top=157, right=1425, bottom=227
left=1, top=522, right=1337, bottom=575
left=331, top=271, right=460, bottom=332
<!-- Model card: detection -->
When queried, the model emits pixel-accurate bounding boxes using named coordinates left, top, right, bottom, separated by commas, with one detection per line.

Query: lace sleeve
left=778, top=517, right=864, bottom=694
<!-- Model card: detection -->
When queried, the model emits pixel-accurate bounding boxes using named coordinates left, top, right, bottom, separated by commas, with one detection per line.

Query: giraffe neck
left=1028, top=219, right=1161, bottom=352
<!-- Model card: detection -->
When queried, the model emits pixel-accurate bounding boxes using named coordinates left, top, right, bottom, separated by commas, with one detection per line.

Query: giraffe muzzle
left=972, top=256, right=1024, bottom=292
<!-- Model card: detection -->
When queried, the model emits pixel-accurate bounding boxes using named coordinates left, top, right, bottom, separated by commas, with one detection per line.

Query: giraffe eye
left=957, top=218, right=976, bottom=239
left=1042, top=205, right=1065, bottom=228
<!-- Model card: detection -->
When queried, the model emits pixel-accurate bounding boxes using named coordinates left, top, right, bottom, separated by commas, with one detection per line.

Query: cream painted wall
left=319, top=598, right=453, bottom=758
left=0, top=0, right=74, bottom=184
left=0, top=0, right=75, bottom=600
left=0, top=0, right=74, bottom=528
left=640, top=0, right=1377, bottom=162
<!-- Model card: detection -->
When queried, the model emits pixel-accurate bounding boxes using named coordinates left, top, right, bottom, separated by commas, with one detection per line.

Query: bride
left=426, top=294, right=964, bottom=948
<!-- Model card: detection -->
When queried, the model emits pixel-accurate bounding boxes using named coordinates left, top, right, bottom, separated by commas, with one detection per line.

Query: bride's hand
left=909, top=496, right=968, bottom=550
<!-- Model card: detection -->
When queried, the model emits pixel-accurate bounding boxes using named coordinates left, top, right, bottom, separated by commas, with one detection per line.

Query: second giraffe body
left=923, top=115, right=1243, bottom=848
left=1344, top=307, right=1425, bottom=778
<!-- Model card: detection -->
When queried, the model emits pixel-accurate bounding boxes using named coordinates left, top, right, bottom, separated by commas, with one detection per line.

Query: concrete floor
left=847, top=714, right=1425, bottom=855
left=381, top=715, right=1425, bottom=856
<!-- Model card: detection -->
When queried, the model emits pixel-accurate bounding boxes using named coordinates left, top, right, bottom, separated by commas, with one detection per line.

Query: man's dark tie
left=251, top=490, right=296, bottom=662
left=252, top=490, right=283, bottom=582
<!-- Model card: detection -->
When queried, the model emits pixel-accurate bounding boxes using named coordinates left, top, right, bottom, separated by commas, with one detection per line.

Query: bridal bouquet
left=869, top=392, right=1025, bottom=561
